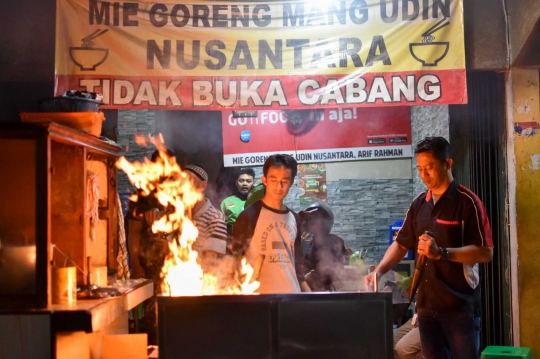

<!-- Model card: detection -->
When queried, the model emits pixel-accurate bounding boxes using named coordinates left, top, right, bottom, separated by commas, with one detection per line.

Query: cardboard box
left=102, top=334, right=147, bottom=359
left=57, top=331, right=90, bottom=359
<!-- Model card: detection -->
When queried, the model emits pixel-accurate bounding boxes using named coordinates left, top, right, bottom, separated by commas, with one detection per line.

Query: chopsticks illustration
left=422, top=17, right=450, bottom=38
left=81, top=29, right=109, bottom=47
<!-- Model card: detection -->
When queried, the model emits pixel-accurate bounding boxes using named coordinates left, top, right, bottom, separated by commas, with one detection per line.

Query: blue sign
left=240, top=130, right=251, bottom=142
left=389, top=219, right=413, bottom=260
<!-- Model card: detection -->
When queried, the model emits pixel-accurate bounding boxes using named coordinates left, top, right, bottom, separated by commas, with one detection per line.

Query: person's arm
left=202, top=211, right=228, bottom=255
left=364, top=241, right=409, bottom=289
left=293, top=212, right=311, bottom=292
left=419, top=235, right=493, bottom=263
left=419, top=192, right=494, bottom=264
left=223, top=205, right=258, bottom=278
left=228, top=203, right=261, bottom=258
left=128, top=218, right=146, bottom=279
left=445, top=245, right=493, bottom=263
left=365, top=200, right=417, bottom=290
left=458, top=189, right=494, bottom=263
left=220, top=199, right=227, bottom=216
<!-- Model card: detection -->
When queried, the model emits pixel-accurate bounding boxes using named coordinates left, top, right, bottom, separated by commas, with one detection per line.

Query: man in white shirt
left=228, top=154, right=311, bottom=293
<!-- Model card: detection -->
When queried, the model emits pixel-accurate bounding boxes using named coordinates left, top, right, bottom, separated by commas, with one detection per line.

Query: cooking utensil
left=408, top=230, right=432, bottom=302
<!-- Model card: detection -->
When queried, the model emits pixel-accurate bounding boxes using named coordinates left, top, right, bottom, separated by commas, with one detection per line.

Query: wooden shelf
left=0, top=121, right=134, bottom=358
left=0, top=122, right=123, bottom=308
left=50, top=279, right=153, bottom=333
left=0, top=121, right=121, bottom=156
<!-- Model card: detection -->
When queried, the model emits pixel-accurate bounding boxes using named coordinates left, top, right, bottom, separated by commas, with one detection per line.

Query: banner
left=222, top=107, right=412, bottom=166
left=56, top=0, right=467, bottom=110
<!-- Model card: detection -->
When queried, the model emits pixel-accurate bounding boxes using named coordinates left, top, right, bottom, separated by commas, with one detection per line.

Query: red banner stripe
left=55, top=69, right=466, bottom=110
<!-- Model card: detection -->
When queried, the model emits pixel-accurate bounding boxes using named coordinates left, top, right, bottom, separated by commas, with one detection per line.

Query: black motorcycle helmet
left=299, top=201, right=335, bottom=235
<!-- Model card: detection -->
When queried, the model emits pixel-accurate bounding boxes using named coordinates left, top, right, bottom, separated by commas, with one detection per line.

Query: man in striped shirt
left=184, top=164, right=228, bottom=273
left=365, top=137, right=493, bottom=359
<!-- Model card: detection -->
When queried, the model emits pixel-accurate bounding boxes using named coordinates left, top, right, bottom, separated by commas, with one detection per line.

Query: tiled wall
left=411, top=105, right=450, bottom=196
left=116, top=109, right=156, bottom=194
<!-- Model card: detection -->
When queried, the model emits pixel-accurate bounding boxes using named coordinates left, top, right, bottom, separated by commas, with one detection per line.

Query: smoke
left=310, top=242, right=344, bottom=290
left=302, top=214, right=346, bottom=291
left=154, top=110, right=225, bottom=207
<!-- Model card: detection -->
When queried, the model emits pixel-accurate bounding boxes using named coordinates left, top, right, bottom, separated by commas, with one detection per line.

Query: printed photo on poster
left=298, top=163, right=327, bottom=205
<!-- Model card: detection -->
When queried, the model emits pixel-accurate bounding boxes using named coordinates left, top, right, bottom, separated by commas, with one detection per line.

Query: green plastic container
left=481, top=346, right=531, bottom=359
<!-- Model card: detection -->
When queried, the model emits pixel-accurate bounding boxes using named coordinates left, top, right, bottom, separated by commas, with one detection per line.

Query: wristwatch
left=439, top=247, right=450, bottom=261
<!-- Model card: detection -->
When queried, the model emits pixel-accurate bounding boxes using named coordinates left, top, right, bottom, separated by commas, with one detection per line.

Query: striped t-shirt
left=192, top=198, right=228, bottom=271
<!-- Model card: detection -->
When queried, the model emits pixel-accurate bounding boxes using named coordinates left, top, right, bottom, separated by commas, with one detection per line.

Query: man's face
left=236, top=174, right=254, bottom=195
left=261, top=166, right=293, bottom=203
left=304, top=211, right=326, bottom=234
left=186, top=171, right=207, bottom=193
left=416, top=152, right=451, bottom=191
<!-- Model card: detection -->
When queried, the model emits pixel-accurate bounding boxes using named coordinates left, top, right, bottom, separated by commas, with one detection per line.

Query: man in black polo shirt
left=365, top=137, right=494, bottom=359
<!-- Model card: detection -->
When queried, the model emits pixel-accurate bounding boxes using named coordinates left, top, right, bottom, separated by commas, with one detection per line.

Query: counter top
left=51, top=279, right=153, bottom=333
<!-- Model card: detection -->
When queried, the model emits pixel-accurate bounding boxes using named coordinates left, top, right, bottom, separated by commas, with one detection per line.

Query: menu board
left=298, top=163, right=327, bottom=205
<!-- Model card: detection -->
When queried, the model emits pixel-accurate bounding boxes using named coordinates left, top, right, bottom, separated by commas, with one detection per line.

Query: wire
left=52, top=244, right=85, bottom=275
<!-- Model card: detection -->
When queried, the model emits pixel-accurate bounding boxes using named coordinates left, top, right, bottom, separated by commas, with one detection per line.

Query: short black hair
left=238, top=168, right=255, bottom=179
left=414, top=137, right=450, bottom=164
left=263, top=154, right=298, bottom=179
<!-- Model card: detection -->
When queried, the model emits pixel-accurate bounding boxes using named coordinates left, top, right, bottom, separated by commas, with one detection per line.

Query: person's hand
left=363, top=271, right=379, bottom=291
left=144, top=208, right=161, bottom=226
left=417, top=232, right=441, bottom=259
left=411, top=313, right=418, bottom=327
left=144, top=208, right=164, bottom=225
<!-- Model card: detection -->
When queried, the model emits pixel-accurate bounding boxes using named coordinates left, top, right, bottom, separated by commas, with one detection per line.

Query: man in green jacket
left=220, top=168, right=255, bottom=234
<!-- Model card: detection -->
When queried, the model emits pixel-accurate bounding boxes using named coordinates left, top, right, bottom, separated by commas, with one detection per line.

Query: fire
left=116, top=134, right=259, bottom=295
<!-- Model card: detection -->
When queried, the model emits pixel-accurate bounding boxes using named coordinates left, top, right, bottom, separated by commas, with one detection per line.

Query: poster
left=55, top=0, right=467, bottom=110
left=298, top=163, right=327, bottom=205
left=222, top=106, right=412, bottom=166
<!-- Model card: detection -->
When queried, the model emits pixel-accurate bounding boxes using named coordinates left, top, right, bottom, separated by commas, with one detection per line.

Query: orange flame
left=116, top=134, right=259, bottom=296
left=134, top=134, right=149, bottom=147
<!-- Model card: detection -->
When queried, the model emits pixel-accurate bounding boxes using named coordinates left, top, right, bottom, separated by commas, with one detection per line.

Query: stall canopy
left=55, top=0, right=467, bottom=110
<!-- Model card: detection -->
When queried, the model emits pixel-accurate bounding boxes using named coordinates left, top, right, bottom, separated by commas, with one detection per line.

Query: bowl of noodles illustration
left=409, top=42, right=449, bottom=66
left=69, top=47, right=109, bottom=71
